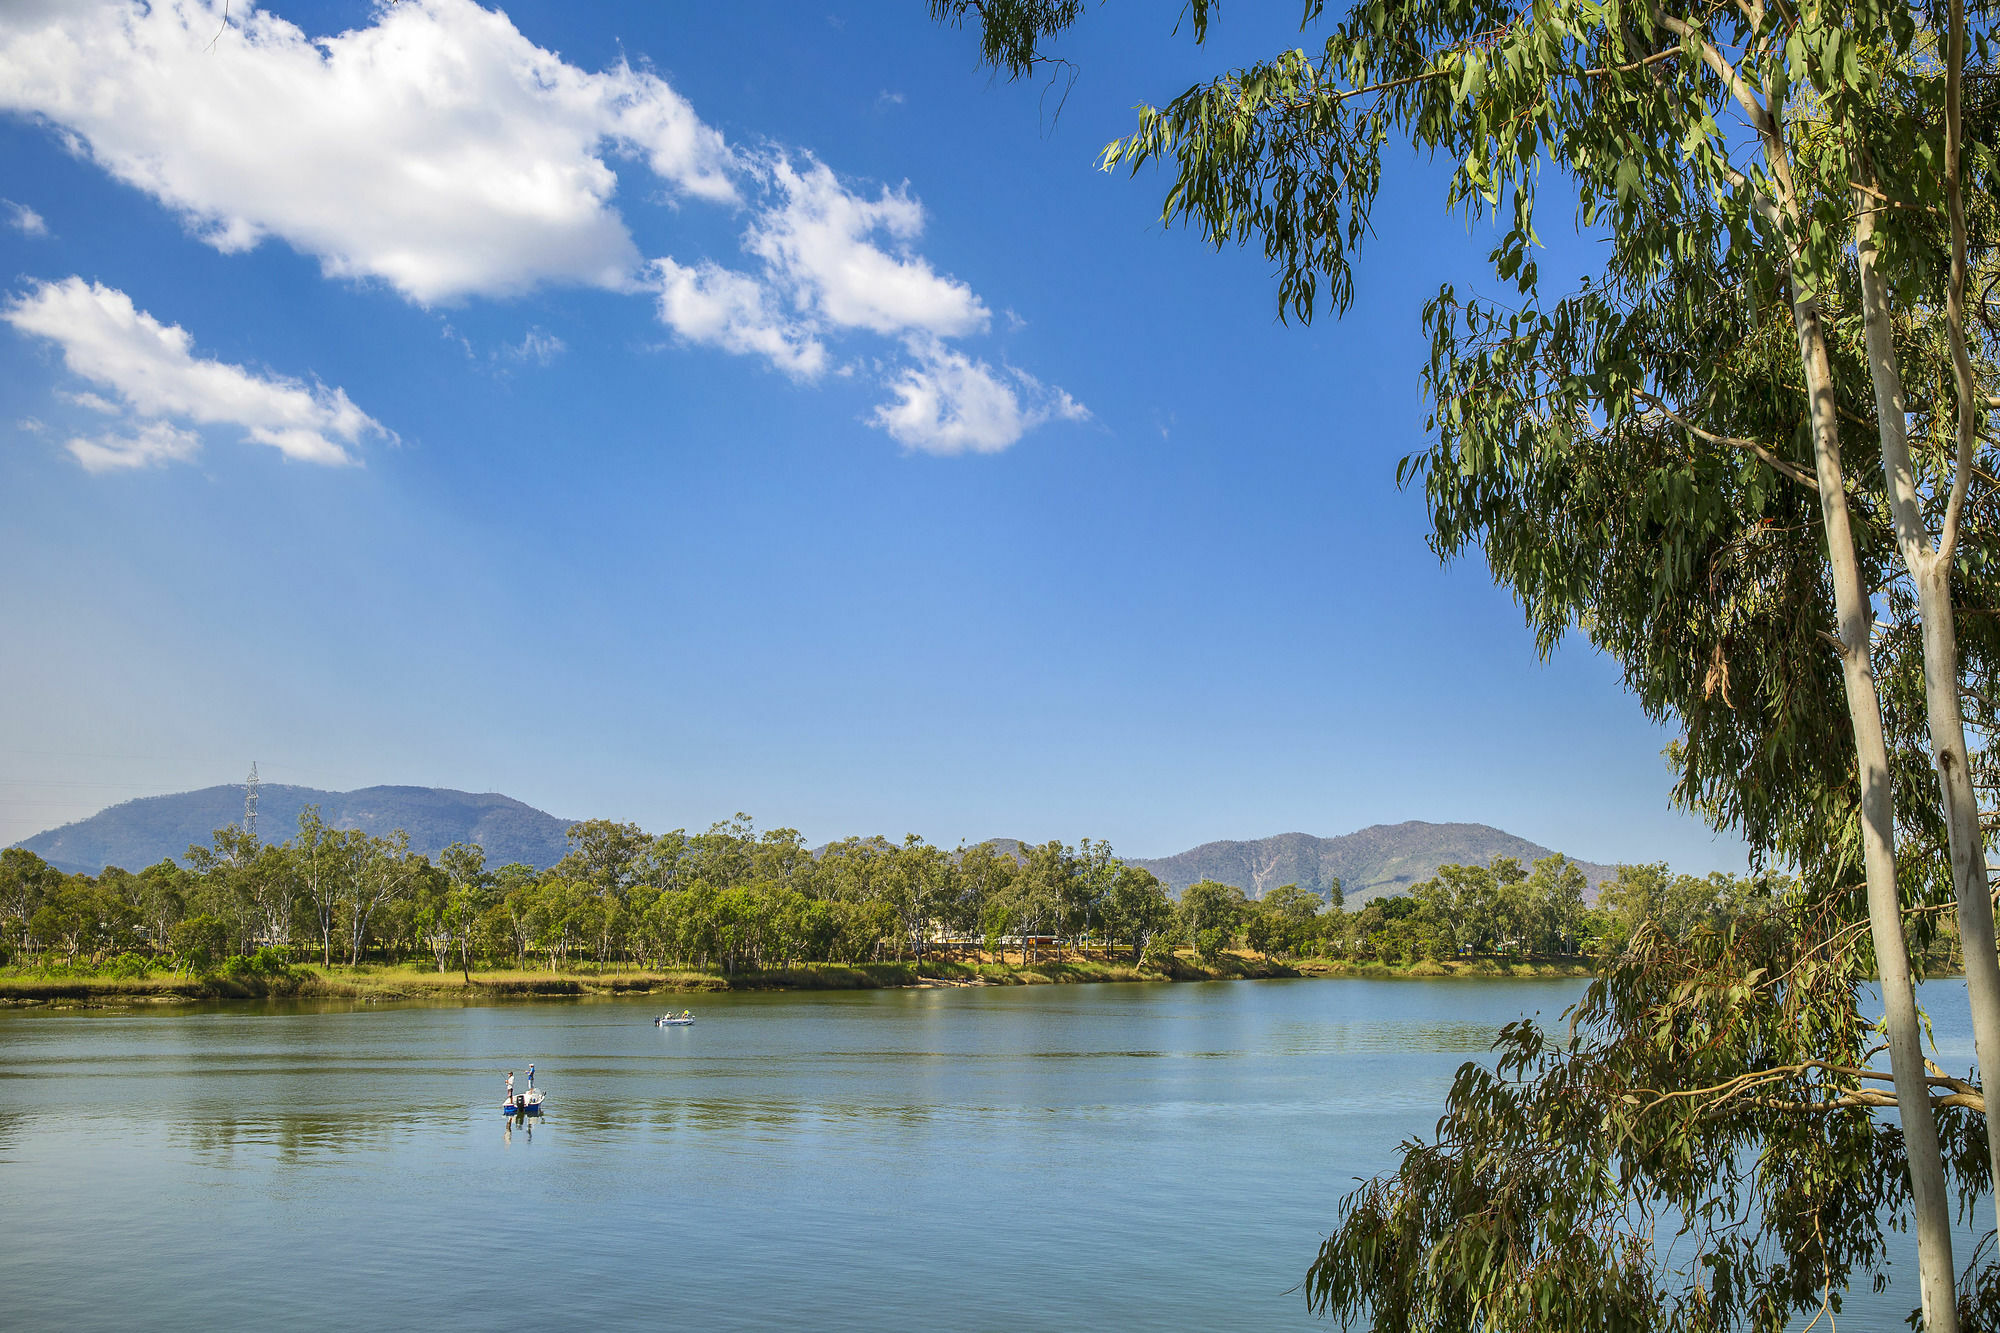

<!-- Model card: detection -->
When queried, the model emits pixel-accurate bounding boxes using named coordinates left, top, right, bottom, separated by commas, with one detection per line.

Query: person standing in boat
left=505, top=1071, right=515, bottom=1103
left=526, top=1064, right=535, bottom=1088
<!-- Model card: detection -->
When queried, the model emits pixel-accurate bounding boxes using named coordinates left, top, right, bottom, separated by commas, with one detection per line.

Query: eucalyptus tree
left=342, top=830, right=420, bottom=966
left=28, top=874, right=101, bottom=965
left=0, top=847, right=61, bottom=957
left=954, top=840, right=1019, bottom=943
left=747, top=826, right=817, bottom=886
left=132, top=860, right=186, bottom=955
left=1841, top=21, right=2000, bottom=1222
left=685, top=813, right=760, bottom=888
left=931, top=0, right=1998, bottom=1322
left=293, top=805, right=355, bottom=967
left=1522, top=854, right=1589, bottom=955
left=242, top=844, right=298, bottom=953
left=1017, top=839, right=1075, bottom=960
left=169, top=912, right=228, bottom=977
left=1177, top=878, right=1245, bottom=963
left=1106, top=863, right=1173, bottom=960
left=557, top=819, right=652, bottom=898
left=889, top=834, right=954, bottom=960
left=1071, top=837, right=1121, bottom=957
left=1309, top=890, right=1998, bottom=1332
left=1259, top=882, right=1328, bottom=958
left=183, top=824, right=275, bottom=953
left=437, top=840, right=490, bottom=980
left=636, top=827, right=692, bottom=891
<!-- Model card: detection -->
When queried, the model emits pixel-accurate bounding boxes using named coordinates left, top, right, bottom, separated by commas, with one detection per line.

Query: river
left=0, top=977, right=1976, bottom=1330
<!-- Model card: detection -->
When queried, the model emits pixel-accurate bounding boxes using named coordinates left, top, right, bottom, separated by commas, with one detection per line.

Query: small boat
left=503, top=1087, right=545, bottom=1116
left=655, top=1012, right=695, bottom=1026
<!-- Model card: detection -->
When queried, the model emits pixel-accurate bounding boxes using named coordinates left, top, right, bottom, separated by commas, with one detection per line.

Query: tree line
left=0, top=808, right=1788, bottom=978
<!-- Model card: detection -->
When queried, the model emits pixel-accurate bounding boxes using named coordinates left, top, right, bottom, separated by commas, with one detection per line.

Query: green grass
left=1291, top=956, right=1598, bottom=979
left=0, top=950, right=1587, bottom=1006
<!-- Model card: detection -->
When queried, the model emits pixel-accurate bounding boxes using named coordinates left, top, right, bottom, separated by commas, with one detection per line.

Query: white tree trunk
left=1790, top=282, right=1960, bottom=1330
left=1855, top=197, right=2000, bottom=1232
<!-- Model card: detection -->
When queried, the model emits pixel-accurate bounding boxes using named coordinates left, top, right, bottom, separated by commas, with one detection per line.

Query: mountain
left=14, top=784, right=576, bottom=874
left=15, top=787, right=1615, bottom=902
left=1126, top=822, right=1616, bottom=905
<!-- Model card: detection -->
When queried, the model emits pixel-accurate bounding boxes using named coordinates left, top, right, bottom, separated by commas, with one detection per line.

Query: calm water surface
left=0, top=977, right=1974, bottom=1330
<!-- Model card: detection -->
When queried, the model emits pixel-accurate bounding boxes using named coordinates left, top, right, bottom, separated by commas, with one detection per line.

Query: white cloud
left=502, top=328, right=566, bottom=367
left=0, top=0, right=1079, bottom=456
left=60, top=388, right=120, bottom=414
left=871, top=339, right=1087, bottom=456
left=65, top=420, right=201, bottom=472
left=747, top=157, right=988, bottom=338
left=0, top=0, right=735, bottom=303
left=4, top=276, right=385, bottom=466
left=645, top=155, right=995, bottom=396
left=652, top=257, right=827, bottom=380
left=4, top=199, right=47, bottom=236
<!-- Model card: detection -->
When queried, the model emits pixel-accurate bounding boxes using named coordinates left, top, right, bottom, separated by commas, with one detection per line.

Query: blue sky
left=0, top=0, right=1748, bottom=872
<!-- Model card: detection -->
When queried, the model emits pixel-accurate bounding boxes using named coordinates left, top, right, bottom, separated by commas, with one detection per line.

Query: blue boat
left=503, top=1088, right=545, bottom=1116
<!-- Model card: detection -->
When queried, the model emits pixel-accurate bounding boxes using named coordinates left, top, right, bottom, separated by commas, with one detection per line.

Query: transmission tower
left=244, top=760, right=260, bottom=843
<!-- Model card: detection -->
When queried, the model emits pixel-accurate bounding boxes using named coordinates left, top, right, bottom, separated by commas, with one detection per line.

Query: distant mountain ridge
left=14, top=784, right=576, bottom=874
left=1125, top=822, right=1615, bottom=905
left=15, top=789, right=1615, bottom=901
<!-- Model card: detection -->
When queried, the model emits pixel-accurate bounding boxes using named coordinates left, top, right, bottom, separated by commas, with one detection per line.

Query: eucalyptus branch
left=1631, top=1057, right=1983, bottom=1112
left=1636, top=390, right=1819, bottom=491
left=1941, top=0, right=1979, bottom=564
left=1653, top=10, right=1776, bottom=141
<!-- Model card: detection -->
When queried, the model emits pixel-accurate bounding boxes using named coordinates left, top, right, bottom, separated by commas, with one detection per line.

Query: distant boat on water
left=655, top=1012, right=694, bottom=1026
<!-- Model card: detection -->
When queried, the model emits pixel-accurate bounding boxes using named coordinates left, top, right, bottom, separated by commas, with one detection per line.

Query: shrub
left=104, top=952, right=153, bottom=979
left=170, top=915, right=230, bottom=976
left=221, top=946, right=295, bottom=980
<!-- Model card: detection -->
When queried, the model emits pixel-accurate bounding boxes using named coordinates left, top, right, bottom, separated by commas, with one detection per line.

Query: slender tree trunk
left=1855, top=192, right=2000, bottom=1228
left=1790, top=283, right=1960, bottom=1329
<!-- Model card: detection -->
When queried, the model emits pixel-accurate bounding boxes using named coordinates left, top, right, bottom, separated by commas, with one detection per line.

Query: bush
left=170, top=915, right=230, bottom=975
left=104, top=952, right=153, bottom=979
left=221, top=946, right=294, bottom=980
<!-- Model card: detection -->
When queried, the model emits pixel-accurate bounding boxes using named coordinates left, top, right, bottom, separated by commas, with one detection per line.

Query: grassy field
left=0, top=950, right=1312, bottom=1004
left=1291, top=957, right=1598, bottom=980
left=0, top=950, right=1594, bottom=1005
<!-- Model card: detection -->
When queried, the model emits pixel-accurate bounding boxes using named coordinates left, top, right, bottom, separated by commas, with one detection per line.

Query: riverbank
left=0, top=951, right=1598, bottom=1005
left=0, top=952, right=1270, bottom=1003
left=1291, top=957, right=1598, bottom=980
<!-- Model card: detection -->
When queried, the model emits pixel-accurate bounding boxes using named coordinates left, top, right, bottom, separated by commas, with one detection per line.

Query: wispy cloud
left=4, top=276, right=388, bottom=469
left=501, top=328, right=566, bottom=367
left=872, top=339, right=1090, bottom=457
left=64, top=420, right=202, bottom=473
left=4, top=199, right=46, bottom=236
left=652, top=257, right=827, bottom=380
left=60, top=389, right=120, bottom=414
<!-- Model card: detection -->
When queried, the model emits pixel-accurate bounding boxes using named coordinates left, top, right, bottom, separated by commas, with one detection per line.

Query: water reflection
left=3, top=978, right=1947, bottom=1333
left=171, top=1103, right=423, bottom=1163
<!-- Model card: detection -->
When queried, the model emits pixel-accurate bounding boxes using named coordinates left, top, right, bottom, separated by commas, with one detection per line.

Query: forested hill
left=14, top=785, right=575, bottom=874
left=1125, top=823, right=1615, bottom=906
left=17, top=790, right=1613, bottom=899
